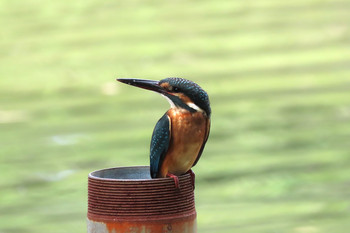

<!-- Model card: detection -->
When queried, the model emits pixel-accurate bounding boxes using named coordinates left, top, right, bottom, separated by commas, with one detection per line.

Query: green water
left=1, top=0, right=350, bottom=232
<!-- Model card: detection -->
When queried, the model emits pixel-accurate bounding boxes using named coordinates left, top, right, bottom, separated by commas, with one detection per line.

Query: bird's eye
left=173, top=87, right=180, bottom=92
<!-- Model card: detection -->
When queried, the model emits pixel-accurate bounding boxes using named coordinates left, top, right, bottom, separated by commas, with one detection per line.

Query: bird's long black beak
left=117, top=78, right=164, bottom=94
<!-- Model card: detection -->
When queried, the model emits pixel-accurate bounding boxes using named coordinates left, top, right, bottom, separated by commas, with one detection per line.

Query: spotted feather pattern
left=160, top=78, right=211, bottom=116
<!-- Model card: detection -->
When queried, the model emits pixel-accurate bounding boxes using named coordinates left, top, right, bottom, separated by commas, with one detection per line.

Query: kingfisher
left=117, top=77, right=211, bottom=189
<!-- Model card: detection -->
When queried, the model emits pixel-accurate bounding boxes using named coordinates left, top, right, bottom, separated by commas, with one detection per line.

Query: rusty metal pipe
left=87, top=166, right=197, bottom=233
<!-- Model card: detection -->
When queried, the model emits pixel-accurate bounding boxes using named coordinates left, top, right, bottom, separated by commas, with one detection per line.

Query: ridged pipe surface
left=87, top=166, right=197, bottom=233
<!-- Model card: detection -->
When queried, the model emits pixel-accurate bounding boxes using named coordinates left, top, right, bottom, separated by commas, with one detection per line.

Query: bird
left=117, top=77, right=211, bottom=189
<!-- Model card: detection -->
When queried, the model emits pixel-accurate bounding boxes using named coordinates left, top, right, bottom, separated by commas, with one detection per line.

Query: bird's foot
left=166, top=172, right=180, bottom=189
left=186, top=169, right=195, bottom=190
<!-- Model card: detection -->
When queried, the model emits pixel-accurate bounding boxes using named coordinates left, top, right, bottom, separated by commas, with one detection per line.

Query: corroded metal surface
left=87, top=166, right=197, bottom=233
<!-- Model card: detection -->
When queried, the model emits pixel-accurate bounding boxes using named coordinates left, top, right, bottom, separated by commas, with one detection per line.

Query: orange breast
left=159, top=109, right=208, bottom=177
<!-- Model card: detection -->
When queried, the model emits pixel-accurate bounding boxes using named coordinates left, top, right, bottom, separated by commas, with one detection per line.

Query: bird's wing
left=192, top=118, right=210, bottom=167
left=150, top=113, right=171, bottom=178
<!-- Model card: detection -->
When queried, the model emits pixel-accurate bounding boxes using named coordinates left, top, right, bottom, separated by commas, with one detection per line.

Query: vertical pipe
left=87, top=166, right=197, bottom=233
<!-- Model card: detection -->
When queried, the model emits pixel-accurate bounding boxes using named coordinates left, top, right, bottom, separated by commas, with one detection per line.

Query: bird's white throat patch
left=162, top=95, right=176, bottom=108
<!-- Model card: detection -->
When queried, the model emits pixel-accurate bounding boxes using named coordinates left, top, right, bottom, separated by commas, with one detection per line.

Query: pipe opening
left=89, top=166, right=152, bottom=180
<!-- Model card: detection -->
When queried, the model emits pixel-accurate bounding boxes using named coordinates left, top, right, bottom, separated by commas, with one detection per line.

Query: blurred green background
left=1, top=0, right=350, bottom=232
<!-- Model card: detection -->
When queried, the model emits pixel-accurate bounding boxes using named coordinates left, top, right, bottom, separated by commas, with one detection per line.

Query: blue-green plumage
left=117, top=77, right=211, bottom=187
left=150, top=113, right=170, bottom=178
left=159, top=78, right=211, bottom=117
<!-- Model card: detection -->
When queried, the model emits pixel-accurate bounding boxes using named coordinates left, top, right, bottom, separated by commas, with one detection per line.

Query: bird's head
left=117, top=77, right=211, bottom=117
